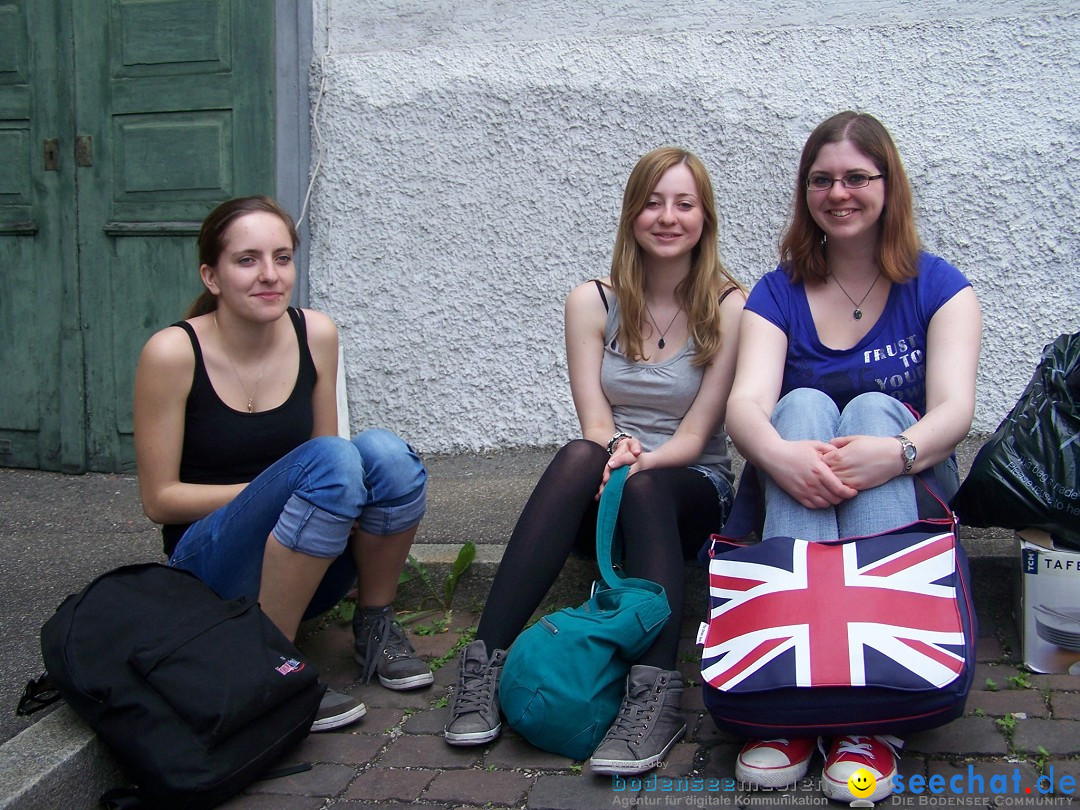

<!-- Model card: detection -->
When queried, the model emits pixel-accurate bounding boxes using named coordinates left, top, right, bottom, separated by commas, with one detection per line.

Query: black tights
left=475, top=439, right=728, bottom=670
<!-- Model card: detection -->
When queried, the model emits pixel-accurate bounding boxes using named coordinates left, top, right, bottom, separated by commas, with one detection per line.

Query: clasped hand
left=772, top=435, right=904, bottom=510
left=596, top=437, right=644, bottom=500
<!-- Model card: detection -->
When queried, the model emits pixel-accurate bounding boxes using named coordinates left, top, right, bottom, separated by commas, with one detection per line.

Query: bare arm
left=565, top=279, right=618, bottom=449
left=726, top=311, right=857, bottom=508
left=303, top=308, right=340, bottom=438
left=133, top=327, right=245, bottom=525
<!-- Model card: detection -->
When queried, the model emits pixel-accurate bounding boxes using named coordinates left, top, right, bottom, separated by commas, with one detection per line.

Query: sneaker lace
left=451, top=652, right=500, bottom=715
left=358, top=610, right=415, bottom=683
left=600, top=680, right=656, bottom=743
left=835, top=734, right=903, bottom=760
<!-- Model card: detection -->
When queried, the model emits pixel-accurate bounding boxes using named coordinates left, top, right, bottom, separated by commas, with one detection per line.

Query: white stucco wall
left=307, top=1, right=1080, bottom=453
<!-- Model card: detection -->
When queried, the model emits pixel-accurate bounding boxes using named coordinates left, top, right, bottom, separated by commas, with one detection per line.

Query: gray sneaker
left=311, top=688, right=366, bottom=732
left=444, top=640, right=506, bottom=746
left=353, top=605, right=434, bottom=690
left=588, top=665, right=686, bottom=775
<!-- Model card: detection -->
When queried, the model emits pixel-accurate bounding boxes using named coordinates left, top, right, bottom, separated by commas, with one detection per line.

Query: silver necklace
left=214, top=315, right=271, bottom=413
left=644, top=303, right=682, bottom=349
left=830, top=272, right=881, bottom=321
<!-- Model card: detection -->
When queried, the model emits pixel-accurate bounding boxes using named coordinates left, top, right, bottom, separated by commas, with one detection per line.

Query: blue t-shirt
left=745, top=252, right=971, bottom=416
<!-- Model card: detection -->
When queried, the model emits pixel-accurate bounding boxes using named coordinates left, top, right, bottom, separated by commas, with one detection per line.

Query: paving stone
left=529, top=772, right=635, bottom=810
left=1011, top=718, right=1080, bottom=756
left=425, top=768, right=532, bottom=805
left=402, top=706, right=451, bottom=734
left=906, top=716, right=1008, bottom=755
left=353, top=706, right=408, bottom=734
left=431, top=662, right=459, bottom=688
left=1044, top=760, right=1080, bottom=795
left=699, top=742, right=743, bottom=780
left=1050, top=691, right=1080, bottom=720
left=243, top=761, right=355, bottom=797
left=380, top=733, right=484, bottom=768
left=660, top=741, right=699, bottom=777
left=219, top=794, right=325, bottom=809
left=343, top=767, right=436, bottom=801
left=485, top=734, right=575, bottom=770
left=681, top=686, right=705, bottom=712
left=974, top=662, right=1026, bottom=690
left=896, top=752, right=926, bottom=781
left=357, top=682, right=441, bottom=710
left=965, top=688, right=1048, bottom=717
left=1030, top=673, right=1080, bottom=691
left=291, top=729, right=385, bottom=764
left=926, top=758, right=1039, bottom=797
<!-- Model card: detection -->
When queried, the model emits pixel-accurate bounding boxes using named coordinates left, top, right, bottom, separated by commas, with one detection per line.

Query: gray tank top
left=599, top=288, right=733, bottom=482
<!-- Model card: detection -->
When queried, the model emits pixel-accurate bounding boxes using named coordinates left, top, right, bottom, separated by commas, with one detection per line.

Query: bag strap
left=595, top=464, right=628, bottom=589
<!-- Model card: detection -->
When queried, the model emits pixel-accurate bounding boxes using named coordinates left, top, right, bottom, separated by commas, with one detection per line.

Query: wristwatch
left=895, top=434, right=917, bottom=474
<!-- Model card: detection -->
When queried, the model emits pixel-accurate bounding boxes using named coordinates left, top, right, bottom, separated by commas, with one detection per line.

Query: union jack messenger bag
left=699, top=471, right=976, bottom=738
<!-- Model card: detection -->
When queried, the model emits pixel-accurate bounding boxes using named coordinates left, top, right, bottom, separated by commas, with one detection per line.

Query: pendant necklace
left=214, top=315, right=271, bottom=413
left=644, top=304, right=682, bottom=349
left=830, top=272, right=881, bottom=321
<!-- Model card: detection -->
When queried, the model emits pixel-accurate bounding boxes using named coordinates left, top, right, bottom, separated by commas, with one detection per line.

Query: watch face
left=903, top=445, right=917, bottom=461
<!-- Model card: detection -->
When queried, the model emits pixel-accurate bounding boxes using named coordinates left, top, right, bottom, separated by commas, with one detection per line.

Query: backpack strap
left=16, top=673, right=61, bottom=716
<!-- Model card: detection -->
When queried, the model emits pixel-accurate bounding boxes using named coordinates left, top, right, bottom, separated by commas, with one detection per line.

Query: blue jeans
left=169, top=429, right=427, bottom=618
left=762, top=388, right=934, bottom=541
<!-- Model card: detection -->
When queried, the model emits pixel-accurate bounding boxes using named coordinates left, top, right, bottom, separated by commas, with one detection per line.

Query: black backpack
left=33, top=563, right=325, bottom=809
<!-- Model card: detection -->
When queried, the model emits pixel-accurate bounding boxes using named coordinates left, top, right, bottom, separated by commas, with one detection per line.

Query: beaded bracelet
left=606, top=431, right=631, bottom=456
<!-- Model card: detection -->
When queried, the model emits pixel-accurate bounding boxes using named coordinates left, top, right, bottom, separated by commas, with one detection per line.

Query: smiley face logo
left=847, top=767, right=876, bottom=798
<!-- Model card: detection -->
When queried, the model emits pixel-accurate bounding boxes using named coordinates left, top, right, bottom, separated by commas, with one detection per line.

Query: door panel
left=0, top=0, right=75, bottom=470
left=0, top=0, right=274, bottom=472
left=77, top=0, right=274, bottom=472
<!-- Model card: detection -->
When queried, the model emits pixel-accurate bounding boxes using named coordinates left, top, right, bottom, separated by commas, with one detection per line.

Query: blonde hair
left=609, top=147, right=742, bottom=365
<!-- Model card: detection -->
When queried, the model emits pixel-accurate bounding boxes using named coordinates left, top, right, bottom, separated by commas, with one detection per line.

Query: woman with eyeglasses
left=723, top=112, right=981, bottom=802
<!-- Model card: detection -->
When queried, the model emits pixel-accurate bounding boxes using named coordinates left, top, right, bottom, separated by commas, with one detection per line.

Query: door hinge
left=75, top=135, right=93, bottom=167
left=44, top=139, right=59, bottom=171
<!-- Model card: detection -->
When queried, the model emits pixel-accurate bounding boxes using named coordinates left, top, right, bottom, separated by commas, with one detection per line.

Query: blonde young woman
left=134, top=197, right=432, bottom=733
left=444, top=148, right=745, bottom=775
left=725, top=112, right=981, bottom=802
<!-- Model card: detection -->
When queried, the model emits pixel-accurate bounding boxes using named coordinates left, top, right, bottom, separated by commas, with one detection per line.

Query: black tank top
left=162, top=307, right=317, bottom=554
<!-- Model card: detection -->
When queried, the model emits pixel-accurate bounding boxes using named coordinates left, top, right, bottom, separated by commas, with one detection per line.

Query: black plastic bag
left=952, top=333, right=1080, bottom=548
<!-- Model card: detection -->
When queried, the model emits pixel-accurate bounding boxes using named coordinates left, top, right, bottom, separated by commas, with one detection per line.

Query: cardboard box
left=1017, top=528, right=1080, bottom=674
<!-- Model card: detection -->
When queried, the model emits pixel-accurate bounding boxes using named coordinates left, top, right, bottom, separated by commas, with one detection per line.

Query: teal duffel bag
left=498, top=465, right=671, bottom=760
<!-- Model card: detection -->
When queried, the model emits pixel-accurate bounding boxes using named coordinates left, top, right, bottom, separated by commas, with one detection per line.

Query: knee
left=776, top=387, right=835, bottom=413
left=840, top=392, right=913, bottom=434
left=302, top=435, right=367, bottom=490
left=771, top=388, right=840, bottom=438
left=554, top=438, right=607, bottom=469
left=352, top=429, right=426, bottom=491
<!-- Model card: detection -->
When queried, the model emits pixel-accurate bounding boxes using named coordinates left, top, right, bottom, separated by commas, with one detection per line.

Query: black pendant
left=658, top=338, right=666, bottom=349
left=853, top=309, right=863, bottom=320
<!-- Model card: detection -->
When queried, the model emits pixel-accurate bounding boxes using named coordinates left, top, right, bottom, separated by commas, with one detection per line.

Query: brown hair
left=609, top=147, right=742, bottom=365
left=185, top=196, right=299, bottom=318
left=779, top=111, right=919, bottom=284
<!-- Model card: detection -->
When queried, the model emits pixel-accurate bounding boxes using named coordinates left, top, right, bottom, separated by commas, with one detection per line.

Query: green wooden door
left=0, top=1, right=74, bottom=470
left=0, top=0, right=274, bottom=472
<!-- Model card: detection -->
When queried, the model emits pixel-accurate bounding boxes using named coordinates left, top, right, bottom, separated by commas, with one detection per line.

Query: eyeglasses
left=806, top=173, right=884, bottom=192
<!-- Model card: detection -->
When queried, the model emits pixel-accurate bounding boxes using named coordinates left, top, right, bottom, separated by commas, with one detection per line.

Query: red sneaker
left=821, top=735, right=899, bottom=802
left=736, top=737, right=816, bottom=788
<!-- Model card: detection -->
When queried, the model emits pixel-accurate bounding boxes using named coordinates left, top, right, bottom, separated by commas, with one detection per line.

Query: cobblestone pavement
left=214, top=570, right=1080, bottom=810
